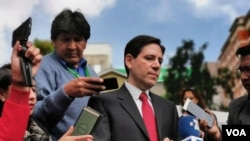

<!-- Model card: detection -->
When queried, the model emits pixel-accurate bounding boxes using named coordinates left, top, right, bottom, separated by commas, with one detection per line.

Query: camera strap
left=66, top=67, right=90, bottom=78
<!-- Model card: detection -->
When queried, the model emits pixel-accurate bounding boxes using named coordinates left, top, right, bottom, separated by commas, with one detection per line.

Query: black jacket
left=227, top=95, right=250, bottom=125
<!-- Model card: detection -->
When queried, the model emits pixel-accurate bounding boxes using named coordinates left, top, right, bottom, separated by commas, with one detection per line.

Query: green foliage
left=163, top=40, right=238, bottom=110
left=33, top=38, right=53, bottom=55
left=215, top=67, right=240, bottom=100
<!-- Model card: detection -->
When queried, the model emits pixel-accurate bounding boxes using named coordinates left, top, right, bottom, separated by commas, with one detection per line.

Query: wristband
left=11, top=79, right=35, bottom=87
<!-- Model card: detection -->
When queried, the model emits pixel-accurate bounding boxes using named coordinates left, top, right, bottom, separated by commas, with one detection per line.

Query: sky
left=0, top=0, right=249, bottom=68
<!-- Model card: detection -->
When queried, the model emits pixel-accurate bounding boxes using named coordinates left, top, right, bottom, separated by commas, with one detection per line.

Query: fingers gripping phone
left=183, top=98, right=214, bottom=128
left=12, top=17, right=33, bottom=86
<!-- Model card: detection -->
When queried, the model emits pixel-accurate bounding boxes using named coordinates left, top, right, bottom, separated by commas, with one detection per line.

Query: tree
left=163, top=40, right=238, bottom=110
left=33, top=38, right=53, bottom=55
left=215, top=67, right=239, bottom=110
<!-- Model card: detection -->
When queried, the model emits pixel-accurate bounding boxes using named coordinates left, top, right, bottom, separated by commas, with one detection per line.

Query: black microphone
left=179, top=115, right=203, bottom=141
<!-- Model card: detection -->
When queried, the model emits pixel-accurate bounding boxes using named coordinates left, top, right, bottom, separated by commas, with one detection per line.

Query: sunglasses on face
left=237, top=65, right=250, bottom=75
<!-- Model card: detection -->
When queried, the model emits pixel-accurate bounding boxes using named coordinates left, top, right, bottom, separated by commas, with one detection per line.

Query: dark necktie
left=139, top=92, right=158, bottom=141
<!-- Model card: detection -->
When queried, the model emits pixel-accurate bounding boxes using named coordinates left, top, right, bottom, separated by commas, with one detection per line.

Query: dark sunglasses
left=237, top=65, right=250, bottom=75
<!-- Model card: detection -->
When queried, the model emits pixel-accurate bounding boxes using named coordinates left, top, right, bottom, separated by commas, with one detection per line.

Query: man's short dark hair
left=124, top=35, right=165, bottom=75
left=236, top=44, right=250, bottom=57
left=51, top=8, right=90, bottom=41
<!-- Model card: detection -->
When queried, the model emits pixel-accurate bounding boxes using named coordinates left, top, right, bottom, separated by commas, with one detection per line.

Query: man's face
left=239, top=55, right=250, bottom=93
left=53, top=33, right=87, bottom=67
left=125, top=43, right=163, bottom=91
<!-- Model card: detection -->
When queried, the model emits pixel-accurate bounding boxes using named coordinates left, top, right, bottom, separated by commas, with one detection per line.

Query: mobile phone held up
left=12, top=17, right=32, bottom=57
left=102, top=77, right=119, bottom=91
left=183, top=98, right=214, bottom=128
left=12, top=17, right=33, bottom=87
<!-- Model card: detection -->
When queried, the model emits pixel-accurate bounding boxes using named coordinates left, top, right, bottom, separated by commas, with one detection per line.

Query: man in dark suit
left=228, top=44, right=250, bottom=125
left=88, top=35, right=179, bottom=141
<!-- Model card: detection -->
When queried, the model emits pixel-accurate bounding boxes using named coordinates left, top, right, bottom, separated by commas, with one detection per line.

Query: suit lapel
left=117, top=85, right=149, bottom=138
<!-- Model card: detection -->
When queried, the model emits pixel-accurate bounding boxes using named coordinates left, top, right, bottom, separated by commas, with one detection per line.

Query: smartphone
left=12, top=17, right=32, bottom=48
left=183, top=98, right=214, bottom=128
left=11, top=17, right=33, bottom=86
left=72, top=106, right=103, bottom=135
left=102, top=77, right=119, bottom=90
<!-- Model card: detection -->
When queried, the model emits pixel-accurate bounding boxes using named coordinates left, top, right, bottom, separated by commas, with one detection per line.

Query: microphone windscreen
left=179, top=115, right=200, bottom=139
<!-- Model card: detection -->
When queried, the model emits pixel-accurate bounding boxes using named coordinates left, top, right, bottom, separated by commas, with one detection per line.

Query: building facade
left=218, top=10, right=250, bottom=104
left=84, top=43, right=112, bottom=73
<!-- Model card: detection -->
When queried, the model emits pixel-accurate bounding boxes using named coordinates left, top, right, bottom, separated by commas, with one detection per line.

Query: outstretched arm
left=0, top=41, right=42, bottom=140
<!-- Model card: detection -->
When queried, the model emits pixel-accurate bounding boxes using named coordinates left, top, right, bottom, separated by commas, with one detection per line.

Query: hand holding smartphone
left=12, top=17, right=33, bottom=87
left=90, top=77, right=119, bottom=91
left=183, top=98, right=214, bottom=128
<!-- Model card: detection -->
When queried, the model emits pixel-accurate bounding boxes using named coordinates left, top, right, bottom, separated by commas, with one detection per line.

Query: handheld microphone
left=179, top=115, right=203, bottom=141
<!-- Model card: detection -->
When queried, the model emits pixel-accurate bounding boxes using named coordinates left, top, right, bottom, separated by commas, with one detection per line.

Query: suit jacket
left=88, top=84, right=180, bottom=141
left=227, top=95, right=250, bottom=125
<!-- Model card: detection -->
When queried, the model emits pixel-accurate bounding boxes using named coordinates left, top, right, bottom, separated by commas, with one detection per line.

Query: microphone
left=179, top=115, right=203, bottom=141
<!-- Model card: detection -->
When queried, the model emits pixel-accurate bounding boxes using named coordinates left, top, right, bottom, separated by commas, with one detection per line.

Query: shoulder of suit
left=228, top=95, right=248, bottom=110
left=99, top=88, right=122, bottom=97
left=150, top=92, right=175, bottom=104
left=149, top=92, right=163, bottom=99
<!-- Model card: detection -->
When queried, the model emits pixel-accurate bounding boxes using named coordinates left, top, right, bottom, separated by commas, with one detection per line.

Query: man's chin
left=147, top=80, right=157, bottom=88
left=66, top=59, right=79, bottom=65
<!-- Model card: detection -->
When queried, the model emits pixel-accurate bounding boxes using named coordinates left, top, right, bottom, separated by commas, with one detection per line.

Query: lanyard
left=66, top=67, right=90, bottom=78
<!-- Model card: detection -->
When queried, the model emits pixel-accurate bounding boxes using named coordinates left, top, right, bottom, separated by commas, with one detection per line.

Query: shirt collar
left=124, top=81, right=150, bottom=100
